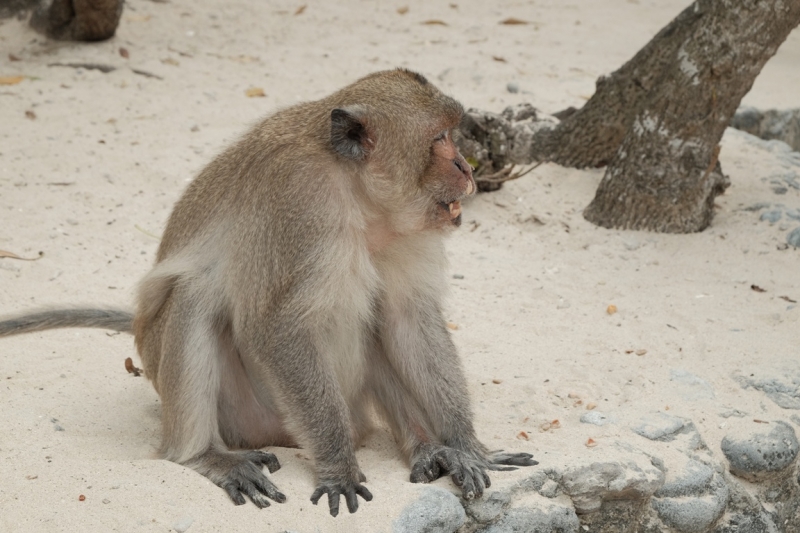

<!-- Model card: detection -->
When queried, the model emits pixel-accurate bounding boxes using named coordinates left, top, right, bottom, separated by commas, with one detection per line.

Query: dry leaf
left=585, top=438, right=597, bottom=447
left=492, top=56, right=507, bottom=62
left=750, top=284, right=766, bottom=293
left=25, top=110, right=36, bottom=120
left=0, top=75, right=24, bottom=85
left=26, top=475, right=38, bottom=480
left=397, top=6, right=409, bottom=14
left=550, top=419, right=561, bottom=429
left=422, top=19, right=448, bottom=26
left=753, top=419, right=769, bottom=424
left=517, top=431, right=529, bottom=440
left=295, top=4, right=306, bottom=15
left=779, top=295, right=797, bottom=303
left=245, top=87, right=266, bottom=98
left=500, top=17, right=529, bottom=25
left=78, top=494, right=86, bottom=501
left=119, top=47, right=129, bottom=59
left=0, top=250, right=43, bottom=261
left=586, top=402, right=597, bottom=410
left=446, top=322, right=459, bottom=330
left=492, top=379, right=502, bottom=384
left=124, top=357, right=142, bottom=377
left=606, top=304, right=617, bottom=315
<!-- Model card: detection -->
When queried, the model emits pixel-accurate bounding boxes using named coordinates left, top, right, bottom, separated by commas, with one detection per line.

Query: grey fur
left=0, top=70, right=535, bottom=516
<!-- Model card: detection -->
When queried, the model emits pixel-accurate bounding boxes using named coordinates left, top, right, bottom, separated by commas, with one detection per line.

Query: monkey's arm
left=238, top=308, right=373, bottom=517
left=0, top=308, right=133, bottom=337
left=377, top=291, right=536, bottom=499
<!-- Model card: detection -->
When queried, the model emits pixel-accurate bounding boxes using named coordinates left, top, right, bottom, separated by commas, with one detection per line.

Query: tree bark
left=456, top=0, right=800, bottom=233
left=583, top=0, right=800, bottom=232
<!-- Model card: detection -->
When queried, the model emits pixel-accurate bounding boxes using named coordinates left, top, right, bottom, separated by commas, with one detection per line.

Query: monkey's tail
left=0, top=308, right=134, bottom=337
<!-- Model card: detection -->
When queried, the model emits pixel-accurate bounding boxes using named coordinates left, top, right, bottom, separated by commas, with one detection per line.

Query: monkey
left=0, top=69, right=536, bottom=517
left=0, top=0, right=123, bottom=41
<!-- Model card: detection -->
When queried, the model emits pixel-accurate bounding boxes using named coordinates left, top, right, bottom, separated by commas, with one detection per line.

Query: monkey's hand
left=212, top=450, right=286, bottom=508
left=410, top=445, right=494, bottom=500
left=310, top=474, right=373, bottom=517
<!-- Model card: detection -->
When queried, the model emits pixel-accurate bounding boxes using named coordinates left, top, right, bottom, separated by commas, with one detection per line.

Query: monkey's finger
left=482, top=470, right=492, bottom=489
left=456, top=471, right=477, bottom=500
left=355, top=485, right=373, bottom=502
left=451, top=470, right=465, bottom=487
left=469, top=467, right=486, bottom=499
left=327, top=490, right=341, bottom=517
left=239, top=480, right=272, bottom=509
left=310, top=487, right=325, bottom=505
left=252, top=475, right=286, bottom=504
left=410, top=461, right=434, bottom=483
left=249, top=450, right=282, bottom=473
left=222, top=483, right=247, bottom=506
left=345, top=489, right=359, bottom=514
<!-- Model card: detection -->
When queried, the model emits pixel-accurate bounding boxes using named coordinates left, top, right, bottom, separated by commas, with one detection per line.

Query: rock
left=730, top=107, right=800, bottom=152
left=632, top=412, right=685, bottom=441
left=719, top=409, right=747, bottom=419
left=506, top=81, right=520, bottom=94
left=651, top=458, right=729, bottom=533
left=393, top=487, right=466, bottom=533
left=760, top=210, right=782, bottom=223
left=720, top=421, right=799, bottom=481
left=736, top=374, right=800, bottom=409
left=654, top=459, right=714, bottom=498
left=558, top=449, right=664, bottom=513
left=786, top=208, right=800, bottom=221
left=464, top=491, right=510, bottom=524
left=670, top=369, right=715, bottom=400
left=539, top=479, right=559, bottom=498
left=788, top=226, right=800, bottom=248
left=580, top=411, right=615, bottom=426
left=482, top=503, right=580, bottom=533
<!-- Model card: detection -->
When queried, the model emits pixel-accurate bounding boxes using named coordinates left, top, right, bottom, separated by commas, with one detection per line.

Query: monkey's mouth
left=438, top=200, right=462, bottom=220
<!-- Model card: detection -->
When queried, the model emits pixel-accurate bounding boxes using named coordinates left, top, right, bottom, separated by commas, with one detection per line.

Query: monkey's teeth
left=448, top=201, right=462, bottom=218
left=465, top=180, right=474, bottom=195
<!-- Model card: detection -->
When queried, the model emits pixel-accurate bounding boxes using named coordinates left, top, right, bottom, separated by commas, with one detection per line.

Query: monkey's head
left=328, top=69, right=476, bottom=233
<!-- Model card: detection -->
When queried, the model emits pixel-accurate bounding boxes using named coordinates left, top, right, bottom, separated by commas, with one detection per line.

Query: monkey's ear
left=330, top=105, right=374, bottom=160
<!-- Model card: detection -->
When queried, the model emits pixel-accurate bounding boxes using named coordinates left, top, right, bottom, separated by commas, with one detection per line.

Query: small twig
left=131, top=68, right=163, bottom=80
left=0, top=250, right=43, bottom=261
left=475, top=161, right=542, bottom=185
left=135, top=224, right=161, bottom=241
left=48, top=62, right=117, bottom=73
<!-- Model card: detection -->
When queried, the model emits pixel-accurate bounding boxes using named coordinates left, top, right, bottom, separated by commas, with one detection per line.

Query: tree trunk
left=582, top=0, right=800, bottom=232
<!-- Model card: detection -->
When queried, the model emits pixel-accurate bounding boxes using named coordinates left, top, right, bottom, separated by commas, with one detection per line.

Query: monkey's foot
left=192, top=449, right=286, bottom=508
left=310, top=477, right=373, bottom=517
left=410, top=445, right=493, bottom=500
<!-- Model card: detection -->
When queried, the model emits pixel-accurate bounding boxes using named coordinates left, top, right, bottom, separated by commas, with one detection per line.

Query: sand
left=0, top=1, right=798, bottom=531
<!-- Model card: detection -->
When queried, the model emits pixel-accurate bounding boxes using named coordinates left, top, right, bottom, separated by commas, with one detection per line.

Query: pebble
left=580, top=411, right=615, bottom=426
left=760, top=209, right=782, bottom=223
left=506, top=82, right=519, bottom=94
left=736, top=374, right=800, bottom=409
left=632, top=411, right=685, bottom=441
left=172, top=516, right=195, bottom=533
left=393, top=487, right=466, bottom=533
left=720, top=421, right=799, bottom=481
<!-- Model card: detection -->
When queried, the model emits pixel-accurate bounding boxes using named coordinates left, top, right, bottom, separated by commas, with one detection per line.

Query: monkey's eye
left=434, top=130, right=449, bottom=143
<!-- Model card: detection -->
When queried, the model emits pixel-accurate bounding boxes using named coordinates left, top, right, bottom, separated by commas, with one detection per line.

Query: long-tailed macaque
left=0, top=69, right=535, bottom=516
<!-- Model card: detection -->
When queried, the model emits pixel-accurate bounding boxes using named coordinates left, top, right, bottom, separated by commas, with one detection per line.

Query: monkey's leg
left=238, top=314, right=372, bottom=517
left=154, top=289, right=285, bottom=508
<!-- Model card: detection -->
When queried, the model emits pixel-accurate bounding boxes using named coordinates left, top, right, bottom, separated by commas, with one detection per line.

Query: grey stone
left=655, top=459, right=714, bottom=498
left=539, top=479, right=559, bottom=498
left=670, top=369, right=715, bottom=400
left=721, top=421, right=799, bottom=481
left=506, top=82, right=520, bottom=94
left=632, top=412, right=685, bottom=441
left=482, top=504, right=580, bottom=533
left=653, top=480, right=729, bottom=533
left=580, top=411, right=615, bottom=426
left=786, top=208, right=800, bottom=221
left=788, top=226, right=800, bottom=248
left=736, top=375, right=800, bottom=409
left=719, top=409, right=747, bottom=418
left=464, top=491, right=510, bottom=524
left=558, top=453, right=664, bottom=513
left=760, top=210, right=782, bottom=223
left=393, top=487, right=466, bottom=533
